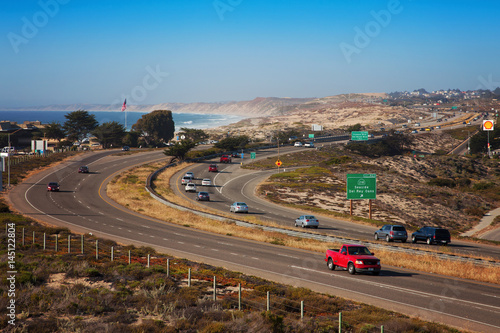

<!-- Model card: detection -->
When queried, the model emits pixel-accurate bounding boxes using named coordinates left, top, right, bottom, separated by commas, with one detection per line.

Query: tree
left=122, top=131, right=140, bottom=148
left=179, top=127, right=208, bottom=143
left=132, top=110, right=175, bottom=146
left=44, top=122, right=66, bottom=142
left=214, top=136, right=249, bottom=151
left=164, top=140, right=196, bottom=161
left=63, top=110, right=99, bottom=142
left=91, top=121, right=127, bottom=149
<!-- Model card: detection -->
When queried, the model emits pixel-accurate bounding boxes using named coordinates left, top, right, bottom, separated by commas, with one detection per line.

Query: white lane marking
left=291, top=266, right=500, bottom=310
left=116, top=218, right=123, bottom=221
left=178, top=241, right=184, bottom=244
left=276, top=253, right=299, bottom=259
left=482, top=293, right=500, bottom=299
left=99, top=212, right=104, bottom=215
left=230, top=253, right=239, bottom=256
left=216, top=170, right=264, bottom=194
left=217, top=242, right=232, bottom=246
left=127, top=230, right=132, bottom=232
left=251, top=257, right=259, bottom=260
left=212, top=249, right=219, bottom=251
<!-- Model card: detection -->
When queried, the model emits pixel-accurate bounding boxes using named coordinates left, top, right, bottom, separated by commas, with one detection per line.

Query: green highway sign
left=346, top=174, right=377, bottom=200
left=351, top=131, right=369, bottom=141
left=308, top=134, right=315, bottom=138
left=452, top=106, right=458, bottom=109
left=250, top=152, right=256, bottom=159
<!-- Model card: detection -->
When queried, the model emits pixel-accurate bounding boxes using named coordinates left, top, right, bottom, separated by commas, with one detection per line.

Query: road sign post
left=347, top=174, right=376, bottom=219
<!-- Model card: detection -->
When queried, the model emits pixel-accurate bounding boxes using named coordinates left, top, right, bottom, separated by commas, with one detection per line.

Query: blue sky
left=1, top=0, right=499, bottom=107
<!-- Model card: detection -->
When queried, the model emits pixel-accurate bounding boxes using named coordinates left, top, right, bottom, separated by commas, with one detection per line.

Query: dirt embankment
left=254, top=134, right=500, bottom=233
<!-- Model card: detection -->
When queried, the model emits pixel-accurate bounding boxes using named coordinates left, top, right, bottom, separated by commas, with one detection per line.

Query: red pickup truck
left=220, top=155, right=232, bottom=163
left=325, top=244, right=381, bottom=275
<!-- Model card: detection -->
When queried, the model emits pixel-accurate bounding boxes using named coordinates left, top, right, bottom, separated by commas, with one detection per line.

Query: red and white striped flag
left=121, top=99, right=127, bottom=112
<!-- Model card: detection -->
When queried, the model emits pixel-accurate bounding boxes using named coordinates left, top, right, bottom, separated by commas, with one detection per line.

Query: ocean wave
left=182, top=120, right=193, bottom=124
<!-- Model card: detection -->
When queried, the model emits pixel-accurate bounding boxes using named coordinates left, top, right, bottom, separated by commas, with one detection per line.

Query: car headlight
left=355, top=260, right=363, bottom=265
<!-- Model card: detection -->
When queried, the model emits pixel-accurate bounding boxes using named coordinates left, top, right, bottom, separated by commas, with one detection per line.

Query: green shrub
left=428, top=178, right=455, bottom=187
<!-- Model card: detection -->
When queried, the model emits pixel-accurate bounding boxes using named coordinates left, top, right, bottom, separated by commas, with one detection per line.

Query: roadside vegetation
left=245, top=133, right=500, bottom=237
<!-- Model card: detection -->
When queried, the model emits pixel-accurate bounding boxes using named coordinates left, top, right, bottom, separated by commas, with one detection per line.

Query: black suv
left=374, top=225, right=407, bottom=243
left=411, top=227, right=451, bottom=245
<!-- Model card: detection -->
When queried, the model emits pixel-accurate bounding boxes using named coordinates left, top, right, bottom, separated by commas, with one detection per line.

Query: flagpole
left=122, top=99, right=127, bottom=131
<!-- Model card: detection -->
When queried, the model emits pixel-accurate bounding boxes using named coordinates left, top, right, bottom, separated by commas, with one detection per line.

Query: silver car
left=295, top=215, right=319, bottom=228
left=374, top=225, right=407, bottom=243
left=230, top=202, right=248, bottom=213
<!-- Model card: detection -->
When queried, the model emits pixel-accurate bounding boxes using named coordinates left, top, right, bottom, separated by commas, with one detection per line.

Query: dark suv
left=374, top=225, right=407, bottom=243
left=411, top=227, right=451, bottom=245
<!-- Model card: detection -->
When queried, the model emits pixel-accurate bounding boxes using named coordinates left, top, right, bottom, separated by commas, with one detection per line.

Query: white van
left=2, top=147, right=15, bottom=153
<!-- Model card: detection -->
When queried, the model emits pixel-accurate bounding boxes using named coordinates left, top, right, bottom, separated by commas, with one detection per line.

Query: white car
left=202, top=178, right=212, bottom=186
left=294, top=141, right=303, bottom=147
left=304, top=142, right=314, bottom=148
left=185, top=172, right=194, bottom=179
left=185, top=183, right=197, bottom=192
left=295, top=215, right=319, bottom=228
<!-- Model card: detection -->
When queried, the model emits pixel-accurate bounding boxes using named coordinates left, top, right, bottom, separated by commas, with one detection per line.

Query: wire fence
left=7, top=224, right=396, bottom=332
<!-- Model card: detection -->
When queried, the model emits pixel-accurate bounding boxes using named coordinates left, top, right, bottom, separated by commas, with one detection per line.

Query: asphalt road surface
left=172, top=145, right=500, bottom=260
left=8, top=149, right=500, bottom=332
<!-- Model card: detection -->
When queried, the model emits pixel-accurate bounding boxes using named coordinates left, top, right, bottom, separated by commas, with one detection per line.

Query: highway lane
left=8, top=150, right=500, bottom=332
left=172, top=149, right=500, bottom=260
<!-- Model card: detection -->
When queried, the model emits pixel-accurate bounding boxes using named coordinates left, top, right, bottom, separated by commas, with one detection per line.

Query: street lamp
left=7, top=128, right=23, bottom=188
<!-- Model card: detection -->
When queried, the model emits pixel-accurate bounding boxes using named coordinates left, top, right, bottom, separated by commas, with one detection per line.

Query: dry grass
left=107, top=162, right=500, bottom=285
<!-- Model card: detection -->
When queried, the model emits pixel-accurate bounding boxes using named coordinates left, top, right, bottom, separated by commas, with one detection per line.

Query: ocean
left=0, top=111, right=244, bottom=131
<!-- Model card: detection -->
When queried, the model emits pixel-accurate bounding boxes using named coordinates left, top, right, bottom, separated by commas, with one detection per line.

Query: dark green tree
left=214, top=136, right=249, bottom=151
left=63, top=110, right=99, bottom=142
left=164, top=140, right=196, bottom=161
left=179, top=127, right=208, bottom=143
left=470, top=127, right=500, bottom=154
left=132, top=110, right=175, bottom=146
left=347, top=123, right=363, bottom=132
left=122, top=131, right=140, bottom=148
left=91, top=121, right=127, bottom=149
left=44, top=122, right=66, bottom=142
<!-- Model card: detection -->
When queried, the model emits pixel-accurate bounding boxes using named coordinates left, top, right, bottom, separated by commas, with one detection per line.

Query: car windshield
left=393, top=226, right=405, bottom=231
left=347, top=247, right=371, bottom=255
left=236, top=202, right=246, bottom=206
left=49, top=182, right=58, bottom=186
left=304, top=216, right=315, bottom=219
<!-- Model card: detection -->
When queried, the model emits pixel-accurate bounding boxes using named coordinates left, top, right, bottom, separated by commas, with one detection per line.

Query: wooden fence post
left=213, top=276, right=216, bottom=301
left=267, top=291, right=270, bottom=311
left=238, top=283, right=241, bottom=311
